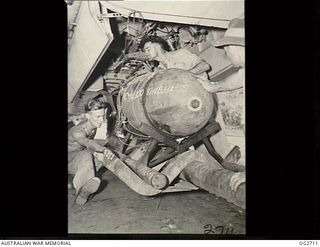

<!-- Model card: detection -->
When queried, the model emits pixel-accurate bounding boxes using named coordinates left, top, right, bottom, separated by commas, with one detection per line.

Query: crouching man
left=68, top=98, right=115, bottom=204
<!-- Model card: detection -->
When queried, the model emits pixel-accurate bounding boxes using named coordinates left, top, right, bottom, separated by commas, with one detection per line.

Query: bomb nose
left=191, top=99, right=200, bottom=109
left=188, top=97, right=202, bottom=111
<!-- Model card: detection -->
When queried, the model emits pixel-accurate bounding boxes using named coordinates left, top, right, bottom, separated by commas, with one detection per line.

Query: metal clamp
left=97, top=13, right=123, bottom=20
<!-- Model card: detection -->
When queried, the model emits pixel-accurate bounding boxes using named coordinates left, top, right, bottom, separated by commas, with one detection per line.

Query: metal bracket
left=148, top=121, right=221, bottom=167
left=98, top=13, right=123, bottom=20
left=138, top=123, right=180, bottom=150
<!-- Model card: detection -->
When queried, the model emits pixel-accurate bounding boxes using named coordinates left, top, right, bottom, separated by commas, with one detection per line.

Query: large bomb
left=121, top=68, right=216, bottom=137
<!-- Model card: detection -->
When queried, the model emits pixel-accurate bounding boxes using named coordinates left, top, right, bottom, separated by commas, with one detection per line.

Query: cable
left=155, top=25, right=171, bottom=34
left=87, top=1, right=106, bottom=34
left=124, top=10, right=145, bottom=55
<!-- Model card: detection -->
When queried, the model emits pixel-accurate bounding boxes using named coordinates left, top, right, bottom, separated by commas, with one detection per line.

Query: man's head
left=139, top=36, right=170, bottom=60
left=212, top=17, right=245, bottom=67
left=84, top=98, right=108, bottom=128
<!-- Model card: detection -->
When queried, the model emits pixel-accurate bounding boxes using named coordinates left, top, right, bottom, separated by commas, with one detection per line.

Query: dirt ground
left=68, top=130, right=245, bottom=235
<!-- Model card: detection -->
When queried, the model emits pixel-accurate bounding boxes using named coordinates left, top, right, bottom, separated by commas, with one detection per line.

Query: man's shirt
left=158, top=49, right=209, bottom=81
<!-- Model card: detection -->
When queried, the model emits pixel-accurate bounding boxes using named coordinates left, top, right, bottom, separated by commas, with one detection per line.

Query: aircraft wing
left=101, top=1, right=244, bottom=28
left=68, top=1, right=114, bottom=105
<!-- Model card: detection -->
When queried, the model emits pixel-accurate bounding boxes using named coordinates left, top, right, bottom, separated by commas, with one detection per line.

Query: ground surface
left=68, top=130, right=245, bottom=235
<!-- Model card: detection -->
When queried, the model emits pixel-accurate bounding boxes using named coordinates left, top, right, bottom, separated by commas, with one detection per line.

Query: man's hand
left=230, top=172, right=245, bottom=192
left=143, top=61, right=154, bottom=71
left=103, top=148, right=115, bottom=160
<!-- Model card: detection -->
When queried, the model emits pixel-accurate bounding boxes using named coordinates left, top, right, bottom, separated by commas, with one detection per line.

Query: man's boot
left=75, top=177, right=101, bottom=205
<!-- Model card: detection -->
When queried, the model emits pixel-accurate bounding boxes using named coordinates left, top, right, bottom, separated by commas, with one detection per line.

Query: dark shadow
left=95, top=167, right=109, bottom=194
left=95, top=179, right=108, bottom=194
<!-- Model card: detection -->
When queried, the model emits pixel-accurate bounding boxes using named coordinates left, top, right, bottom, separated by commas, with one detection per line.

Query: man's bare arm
left=209, top=80, right=243, bottom=93
left=209, top=68, right=244, bottom=92
left=188, top=60, right=210, bottom=75
left=72, top=130, right=105, bottom=152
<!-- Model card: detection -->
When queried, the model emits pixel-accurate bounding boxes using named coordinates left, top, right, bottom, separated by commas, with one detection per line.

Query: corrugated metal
left=68, top=1, right=113, bottom=104
left=101, top=1, right=244, bottom=28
